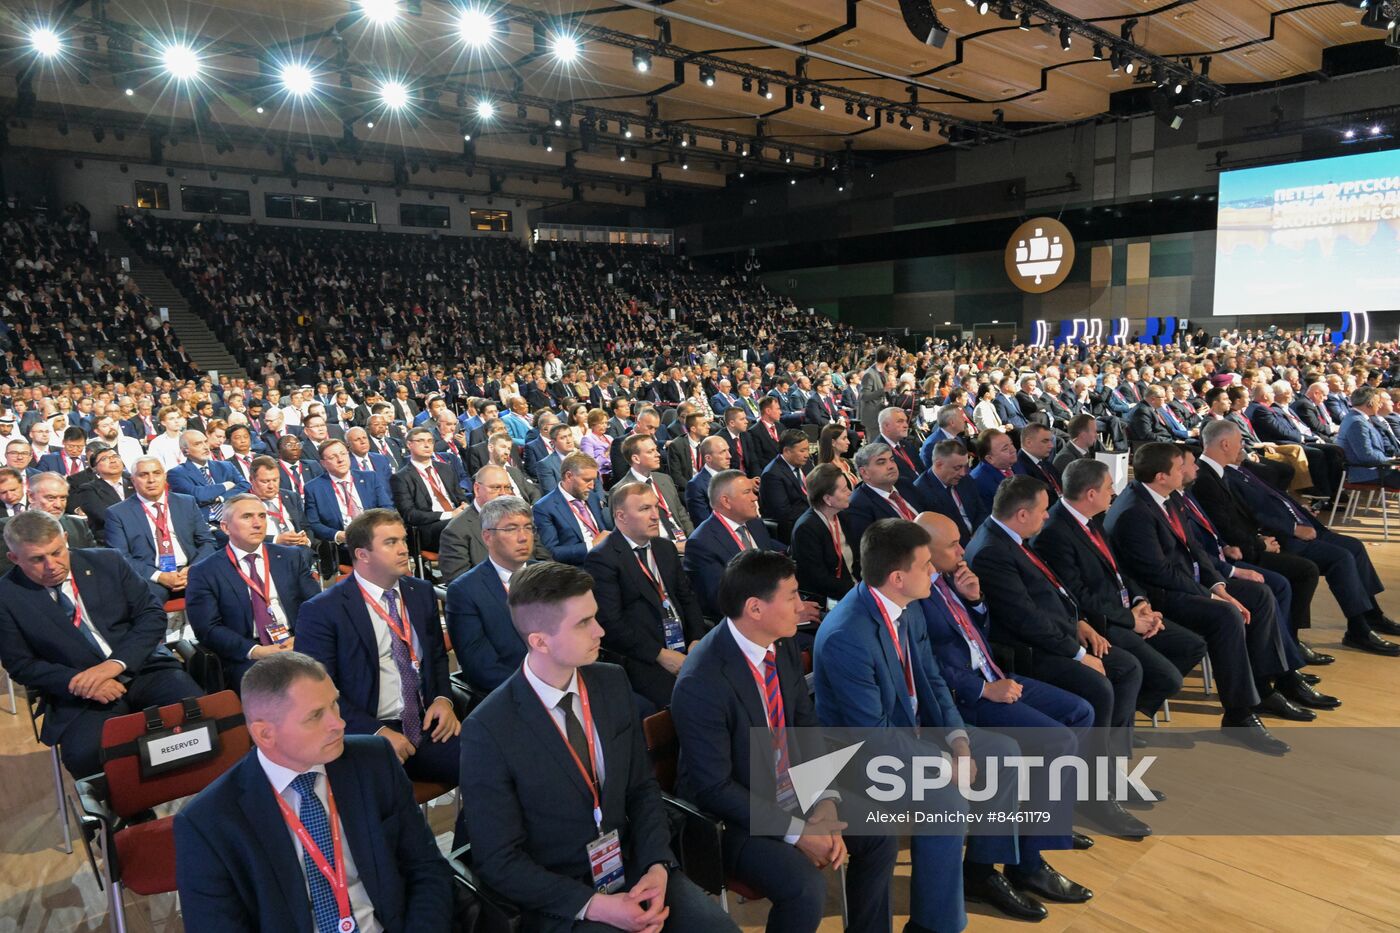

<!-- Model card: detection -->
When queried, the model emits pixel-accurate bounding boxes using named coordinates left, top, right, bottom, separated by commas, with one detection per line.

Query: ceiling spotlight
left=688, top=133, right=697, bottom=147
left=1019, top=11, right=1032, bottom=30
left=699, top=65, right=716, bottom=86
left=679, top=135, right=689, bottom=147
left=463, top=131, right=472, bottom=141
left=552, top=108, right=565, bottom=127
left=795, top=89, right=805, bottom=104
left=379, top=79, right=409, bottom=109
left=633, top=48, right=652, bottom=72
left=790, top=177, right=797, bottom=185
left=622, top=121, right=632, bottom=138
left=543, top=135, right=553, bottom=151
left=160, top=43, right=201, bottom=81
left=255, top=105, right=265, bottom=114
left=976, top=1, right=990, bottom=15
left=1092, top=43, right=1104, bottom=60
left=922, top=118, right=931, bottom=131
left=357, top=0, right=400, bottom=26
left=998, top=0, right=1015, bottom=20
left=124, top=87, right=135, bottom=96
left=1371, top=124, right=1383, bottom=135
left=476, top=99, right=495, bottom=119
left=1199, top=55, right=1211, bottom=78
left=1173, top=79, right=1184, bottom=94
left=783, top=149, right=792, bottom=163
left=759, top=79, right=772, bottom=99
left=279, top=62, right=316, bottom=97
left=1345, top=128, right=1357, bottom=139
left=366, top=120, right=375, bottom=128
left=30, top=27, right=62, bottom=58
left=458, top=7, right=496, bottom=46
left=858, top=104, right=870, bottom=121
left=899, top=115, right=913, bottom=130
left=681, top=161, right=689, bottom=170
left=1059, top=25, right=1072, bottom=50
left=845, top=101, right=855, bottom=115
left=618, top=147, right=627, bottom=161
left=812, top=93, right=824, bottom=110
left=551, top=34, right=581, bottom=63
left=1124, top=59, right=1136, bottom=75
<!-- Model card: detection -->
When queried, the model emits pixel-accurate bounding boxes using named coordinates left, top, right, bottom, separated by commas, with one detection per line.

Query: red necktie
left=767, top=423, right=778, bottom=443
left=888, top=491, right=916, bottom=520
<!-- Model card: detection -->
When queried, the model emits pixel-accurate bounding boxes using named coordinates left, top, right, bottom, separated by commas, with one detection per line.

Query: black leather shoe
left=1254, top=691, right=1316, bottom=722
left=1079, top=799, right=1151, bottom=838
left=1299, top=671, right=1321, bottom=685
left=1298, top=642, right=1335, bottom=666
left=1072, top=832, right=1094, bottom=850
left=965, top=870, right=1048, bottom=921
left=1009, top=862, right=1093, bottom=904
left=1222, top=713, right=1290, bottom=755
left=1368, top=614, right=1400, bottom=636
left=1342, top=630, right=1400, bottom=656
left=1278, top=672, right=1341, bottom=710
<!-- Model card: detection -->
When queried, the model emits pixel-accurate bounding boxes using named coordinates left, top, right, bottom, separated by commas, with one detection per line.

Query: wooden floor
left=4, top=505, right=1399, bottom=932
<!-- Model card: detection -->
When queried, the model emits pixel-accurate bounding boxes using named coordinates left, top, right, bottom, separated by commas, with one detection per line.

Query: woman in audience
left=791, top=462, right=859, bottom=603
left=972, top=382, right=1003, bottom=432
left=817, top=422, right=858, bottom=489
left=580, top=408, right=613, bottom=478
left=565, top=402, right=589, bottom=444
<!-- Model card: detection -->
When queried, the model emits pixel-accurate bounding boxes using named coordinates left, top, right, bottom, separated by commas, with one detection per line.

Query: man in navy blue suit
left=873, top=407, right=922, bottom=486
left=35, top=426, right=88, bottom=477
left=444, top=496, right=536, bottom=694
left=460, top=561, right=738, bottom=933
left=1337, top=386, right=1400, bottom=489
left=167, top=430, right=250, bottom=524
left=915, top=439, right=988, bottom=546
left=970, top=428, right=1018, bottom=512
left=682, top=470, right=787, bottom=620
left=672, top=550, right=897, bottom=933
left=758, top=430, right=813, bottom=543
left=175, top=651, right=453, bottom=933
left=845, top=442, right=926, bottom=549
left=533, top=452, right=613, bottom=565
left=684, top=436, right=730, bottom=526
left=345, top=426, right=397, bottom=490
left=0, top=511, right=199, bottom=777
left=1014, top=424, right=1064, bottom=503
left=814, top=519, right=1073, bottom=929
left=296, top=509, right=461, bottom=786
left=919, top=405, right=971, bottom=469
left=104, top=455, right=217, bottom=601
left=186, top=494, right=320, bottom=686
left=304, top=438, right=392, bottom=547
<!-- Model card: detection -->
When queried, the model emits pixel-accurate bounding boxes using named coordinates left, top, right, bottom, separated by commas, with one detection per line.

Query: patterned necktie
left=888, top=491, right=916, bottom=520
left=245, top=554, right=277, bottom=644
left=288, top=773, right=356, bottom=933
left=569, top=498, right=599, bottom=537
left=338, top=481, right=360, bottom=519
left=762, top=649, right=796, bottom=809
left=381, top=590, right=423, bottom=746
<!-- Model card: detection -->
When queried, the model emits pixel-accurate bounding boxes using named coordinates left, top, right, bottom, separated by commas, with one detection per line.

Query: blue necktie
left=52, top=586, right=104, bottom=656
left=289, top=772, right=356, bottom=933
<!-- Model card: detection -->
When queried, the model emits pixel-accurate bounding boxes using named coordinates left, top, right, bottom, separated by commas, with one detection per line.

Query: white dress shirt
left=560, top=488, right=601, bottom=547
left=231, top=544, right=288, bottom=655
left=353, top=571, right=419, bottom=721
left=255, top=750, right=382, bottom=933
left=329, top=473, right=364, bottom=528
left=521, top=657, right=606, bottom=786
left=138, top=493, right=189, bottom=579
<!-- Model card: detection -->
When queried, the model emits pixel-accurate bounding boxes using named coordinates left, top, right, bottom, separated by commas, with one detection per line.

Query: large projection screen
left=1212, top=148, right=1400, bottom=316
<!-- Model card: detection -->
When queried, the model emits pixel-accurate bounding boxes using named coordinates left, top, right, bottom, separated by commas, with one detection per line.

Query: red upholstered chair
left=76, top=690, right=249, bottom=932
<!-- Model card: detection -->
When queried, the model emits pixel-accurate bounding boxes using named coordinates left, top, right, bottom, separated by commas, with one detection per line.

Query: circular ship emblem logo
left=1005, top=218, right=1075, bottom=293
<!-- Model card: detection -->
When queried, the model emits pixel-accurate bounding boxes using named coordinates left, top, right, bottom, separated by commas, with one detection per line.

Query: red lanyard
left=535, top=673, right=604, bottom=827
left=632, top=547, right=670, bottom=603
left=65, top=576, right=84, bottom=629
left=266, top=497, right=286, bottom=527
left=868, top=590, right=916, bottom=700
left=226, top=545, right=272, bottom=604
left=1162, top=502, right=1188, bottom=544
left=720, top=517, right=750, bottom=551
left=1019, top=543, right=1067, bottom=593
left=417, top=464, right=451, bottom=509
left=140, top=495, right=175, bottom=555
left=828, top=515, right=844, bottom=578
left=334, top=479, right=360, bottom=518
left=271, top=778, right=352, bottom=928
left=739, top=650, right=784, bottom=732
left=280, top=462, right=303, bottom=495
left=356, top=583, right=419, bottom=667
left=568, top=497, right=600, bottom=536
left=1182, top=496, right=1217, bottom=537
left=1077, top=520, right=1119, bottom=574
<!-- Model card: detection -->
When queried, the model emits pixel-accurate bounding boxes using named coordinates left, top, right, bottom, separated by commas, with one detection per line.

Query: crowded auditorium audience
left=4, top=196, right=1400, bottom=933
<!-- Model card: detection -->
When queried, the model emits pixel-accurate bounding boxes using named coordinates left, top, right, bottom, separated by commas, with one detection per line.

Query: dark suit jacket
left=72, top=477, right=135, bottom=538
left=1015, top=450, right=1063, bottom=503
left=185, top=544, right=319, bottom=671
left=460, top=664, right=675, bottom=930
left=1189, top=461, right=1269, bottom=562
left=845, top=480, right=926, bottom=550
left=390, top=461, right=468, bottom=535
left=682, top=513, right=780, bottom=619
left=104, top=492, right=217, bottom=579
left=1032, top=502, right=1141, bottom=636
left=168, top=459, right=251, bottom=522
left=1293, top=397, right=1337, bottom=438
left=585, top=533, right=707, bottom=676
left=914, top=471, right=988, bottom=545
left=1252, top=404, right=1307, bottom=444
left=664, top=434, right=700, bottom=491
left=746, top=421, right=783, bottom=470
left=0, top=548, right=180, bottom=745
left=174, top=737, right=453, bottom=933
left=1221, top=465, right=1320, bottom=539
left=1051, top=442, right=1095, bottom=474
left=685, top=468, right=718, bottom=526
left=918, top=583, right=1001, bottom=710
left=1103, top=481, right=1224, bottom=607
left=758, top=457, right=811, bottom=542
left=444, top=559, right=527, bottom=692
left=964, top=519, right=1081, bottom=659
left=671, top=623, right=824, bottom=836
left=532, top=488, right=612, bottom=565
left=296, top=575, right=452, bottom=735
left=721, top=429, right=761, bottom=478
left=1126, top=402, right=1175, bottom=444
left=789, top=507, right=857, bottom=602
left=303, top=469, right=392, bottom=543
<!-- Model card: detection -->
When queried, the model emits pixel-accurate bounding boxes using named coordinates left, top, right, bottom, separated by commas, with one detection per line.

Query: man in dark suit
left=366, top=413, right=407, bottom=468
left=247, top=457, right=313, bottom=547
left=533, top=453, right=613, bottom=566
left=747, top=397, right=785, bottom=471
left=168, top=430, right=251, bottom=524
left=70, top=446, right=133, bottom=540
left=1104, top=444, right=1297, bottom=754
left=1032, top=460, right=1207, bottom=720
left=460, top=562, right=737, bottom=933
left=758, top=430, right=813, bottom=544
left=1051, top=414, right=1100, bottom=474
left=345, top=426, right=397, bottom=485
left=276, top=435, right=324, bottom=505
left=684, top=436, right=730, bottom=526
left=683, top=470, right=784, bottom=620
left=0, top=473, right=98, bottom=574
left=1253, top=382, right=1343, bottom=501
left=613, top=434, right=693, bottom=547
left=1294, top=382, right=1340, bottom=440
left=0, top=511, right=199, bottom=778
left=1126, top=395, right=1179, bottom=446
left=174, top=652, right=453, bottom=933
left=186, top=494, right=320, bottom=686
left=104, top=456, right=217, bottom=602
left=665, top=412, right=707, bottom=493
left=585, top=482, right=707, bottom=710
left=719, top=406, right=760, bottom=479
left=36, top=426, right=89, bottom=477
left=970, top=429, right=1018, bottom=512
left=1014, top=423, right=1064, bottom=503
left=964, top=477, right=1151, bottom=835
left=304, top=439, right=393, bottom=548
left=874, top=407, right=923, bottom=487
left=914, top=439, right=989, bottom=546
left=845, top=442, right=926, bottom=548
left=297, top=509, right=461, bottom=786
left=389, top=427, right=469, bottom=553
left=672, top=550, right=897, bottom=933
left=1206, top=419, right=1400, bottom=656
left=444, top=496, right=537, bottom=693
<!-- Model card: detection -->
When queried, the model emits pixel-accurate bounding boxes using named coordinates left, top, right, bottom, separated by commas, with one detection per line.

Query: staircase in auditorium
left=97, top=233, right=247, bottom=380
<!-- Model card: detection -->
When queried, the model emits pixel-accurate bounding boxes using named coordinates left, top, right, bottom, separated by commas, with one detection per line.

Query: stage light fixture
left=1059, top=25, right=1072, bottom=50
left=699, top=65, right=716, bottom=86
left=476, top=99, right=495, bottom=119
left=899, top=115, right=913, bottom=130
left=279, top=62, right=316, bottom=96
left=688, top=133, right=697, bottom=147
left=160, top=43, right=201, bottom=81
left=845, top=101, right=855, bottom=115
left=124, top=87, right=135, bottom=95
left=1124, top=59, right=1136, bottom=75
left=795, top=89, right=805, bottom=104
left=758, top=79, right=772, bottom=98
left=618, top=147, right=627, bottom=161
left=858, top=104, right=870, bottom=121
left=1092, top=43, right=1104, bottom=60
left=812, top=93, right=824, bottom=110
left=255, top=105, right=265, bottom=114
left=544, top=136, right=553, bottom=151
left=922, top=118, right=931, bottom=131
left=1371, top=124, right=1383, bottom=135
left=357, top=0, right=400, bottom=26
left=30, top=27, right=61, bottom=58
left=458, top=7, right=496, bottom=46
left=742, top=77, right=752, bottom=92
left=998, top=0, right=1014, bottom=20
left=1345, top=128, right=1356, bottom=139
left=976, top=1, right=990, bottom=15
left=633, top=48, right=651, bottom=72
left=783, top=149, right=792, bottom=163
left=1173, top=79, right=1184, bottom=94
left=366, top=120, right=375, bottom=128
left=379, top=79, right=409, bottom=109
left=1018, top=11, right=1032, bottom=30
left=551, top=34, right=581, bottom=63
left=681, top=161, right=689, bottom=170
left=790, top=177, right=797, bottom=185
left=622, top=122, right=632, bottom=138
